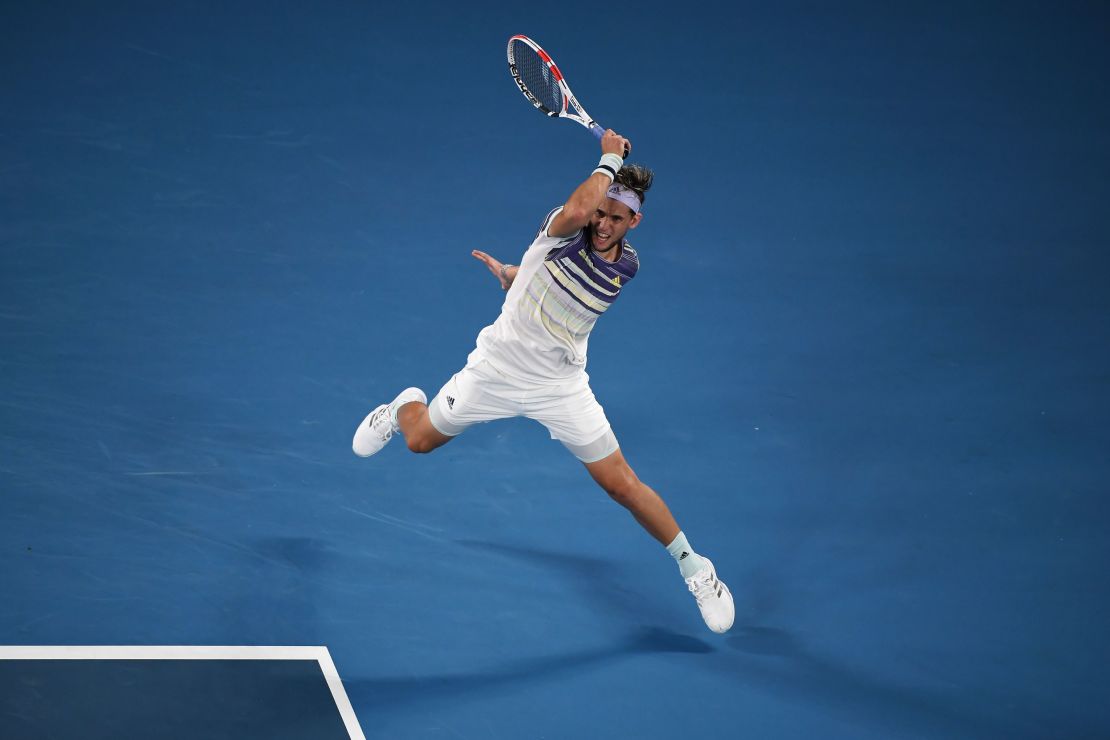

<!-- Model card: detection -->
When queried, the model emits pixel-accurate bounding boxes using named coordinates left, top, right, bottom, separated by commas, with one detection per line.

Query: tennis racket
left=507, top=35, right=628, bottom=154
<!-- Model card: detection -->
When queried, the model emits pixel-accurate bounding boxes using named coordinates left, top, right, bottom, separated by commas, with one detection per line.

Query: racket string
left=511, top=40, right=563, bottom=115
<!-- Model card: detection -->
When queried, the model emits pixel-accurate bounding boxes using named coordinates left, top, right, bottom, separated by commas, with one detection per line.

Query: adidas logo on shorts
left=446, top=395, right=455, bottom=410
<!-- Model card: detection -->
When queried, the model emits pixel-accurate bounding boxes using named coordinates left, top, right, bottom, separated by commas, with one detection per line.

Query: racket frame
left=507, top=34, right=605, bottom=141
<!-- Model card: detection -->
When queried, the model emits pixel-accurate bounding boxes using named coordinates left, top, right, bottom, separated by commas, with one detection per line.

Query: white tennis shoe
left=352, top=387, right=427, bottom=457
left=685, top=558, right=735, bottom=634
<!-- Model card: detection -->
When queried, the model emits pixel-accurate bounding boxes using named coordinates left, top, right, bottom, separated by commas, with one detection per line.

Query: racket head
left=507, top=35, right=567, bottom=118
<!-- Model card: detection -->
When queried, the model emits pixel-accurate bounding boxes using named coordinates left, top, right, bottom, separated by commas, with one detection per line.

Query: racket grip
left=590, top=123, right=631, bottom=158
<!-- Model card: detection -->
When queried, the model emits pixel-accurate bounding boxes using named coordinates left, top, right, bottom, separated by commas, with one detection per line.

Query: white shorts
left=427, top=359, right=619, bottom=463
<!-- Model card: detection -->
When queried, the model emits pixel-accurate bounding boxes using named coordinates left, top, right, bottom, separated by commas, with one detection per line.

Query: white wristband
left=593, top=152, right=624, bottom=181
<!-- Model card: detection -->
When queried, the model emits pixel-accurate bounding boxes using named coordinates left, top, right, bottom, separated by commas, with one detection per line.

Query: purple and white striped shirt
left=469, top=207, right=640, bottom=384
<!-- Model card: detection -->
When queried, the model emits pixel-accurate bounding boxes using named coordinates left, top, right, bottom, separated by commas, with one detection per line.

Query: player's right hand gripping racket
left=507, top=35, right=628, bottom=154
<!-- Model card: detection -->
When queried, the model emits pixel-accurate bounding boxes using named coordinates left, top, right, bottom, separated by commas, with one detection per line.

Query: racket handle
left=589, top=123, right=631, bottom=158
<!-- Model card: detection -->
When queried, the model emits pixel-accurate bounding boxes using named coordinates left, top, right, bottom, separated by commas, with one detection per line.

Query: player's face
left=588, top=199, right=642, bottom=253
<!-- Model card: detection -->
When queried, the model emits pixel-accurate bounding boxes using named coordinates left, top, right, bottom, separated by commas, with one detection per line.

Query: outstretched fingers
left=471, top=249, right=498, bottom=268
left=471, top=249, right=510, bottom=288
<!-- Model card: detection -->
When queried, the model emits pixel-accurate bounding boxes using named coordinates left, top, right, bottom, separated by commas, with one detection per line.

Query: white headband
left=606, top=184, right=642, bottom=214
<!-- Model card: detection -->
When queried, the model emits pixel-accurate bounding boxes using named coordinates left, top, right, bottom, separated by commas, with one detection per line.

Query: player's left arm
left=471, top=249, right=517, bottom=290
left=548, top=130, right=630, bottom=238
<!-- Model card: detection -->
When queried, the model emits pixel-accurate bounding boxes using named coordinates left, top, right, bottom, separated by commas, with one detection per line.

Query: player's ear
left=629, top=212, right=643, bottom=229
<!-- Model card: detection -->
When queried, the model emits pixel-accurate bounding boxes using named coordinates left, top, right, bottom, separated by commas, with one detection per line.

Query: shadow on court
left=347, top=540, right=1096, bottom=740
left=345, top=626, right=711, bottom=709
left=454, top=539, right=690, bottom=625
left=345, top=539, right=712, bottom=721
left=718, top=624, right=1094, bottom=740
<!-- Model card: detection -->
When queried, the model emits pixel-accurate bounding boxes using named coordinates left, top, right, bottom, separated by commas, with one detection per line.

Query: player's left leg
left=583, top=448, right=735, bottom=634
left=582, top=448, right=678, bottom=545
left=531, top=377, right=735, bottom=633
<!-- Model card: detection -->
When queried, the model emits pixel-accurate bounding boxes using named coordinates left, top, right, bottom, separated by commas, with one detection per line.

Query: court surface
left=2, top=2, right=1109, bottom=738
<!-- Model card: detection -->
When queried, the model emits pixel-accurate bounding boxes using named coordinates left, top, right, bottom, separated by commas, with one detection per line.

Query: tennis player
left=353, top=130, right=734, bottom=633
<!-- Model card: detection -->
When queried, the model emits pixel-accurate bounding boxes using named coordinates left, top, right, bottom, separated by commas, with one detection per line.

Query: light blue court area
left=0, top=646, right=363, bottom=740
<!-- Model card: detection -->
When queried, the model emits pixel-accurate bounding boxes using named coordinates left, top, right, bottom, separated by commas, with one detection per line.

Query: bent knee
left=405, top=435, right=438, bottom=454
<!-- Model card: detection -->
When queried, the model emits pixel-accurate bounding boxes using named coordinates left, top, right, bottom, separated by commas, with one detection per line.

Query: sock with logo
left=666, top=531, right=708, bottom=580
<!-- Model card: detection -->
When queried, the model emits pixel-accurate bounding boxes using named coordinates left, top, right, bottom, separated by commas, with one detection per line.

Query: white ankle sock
left=666, top=531, right=708, bottom=579
left=389, top=388, right=427, bottom=430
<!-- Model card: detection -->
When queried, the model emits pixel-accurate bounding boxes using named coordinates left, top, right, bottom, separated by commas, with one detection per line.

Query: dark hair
left=615, top=164, right=654, bottom=206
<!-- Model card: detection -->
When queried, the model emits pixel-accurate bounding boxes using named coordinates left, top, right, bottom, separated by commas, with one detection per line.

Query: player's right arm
left=471, top=250, right=518, bottom=290
left=548, top=130, right=631, bottom=239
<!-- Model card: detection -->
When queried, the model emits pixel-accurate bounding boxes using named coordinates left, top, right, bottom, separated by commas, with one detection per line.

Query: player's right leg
left=352, top=387, right=433, bottom=457
left=396, top=401, right=453, bottom=453
left=353, top=360, right=516, bottom=458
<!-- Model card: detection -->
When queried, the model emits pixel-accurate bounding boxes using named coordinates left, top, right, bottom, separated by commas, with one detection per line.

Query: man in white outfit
left=353, top=130, right=734, bottom=633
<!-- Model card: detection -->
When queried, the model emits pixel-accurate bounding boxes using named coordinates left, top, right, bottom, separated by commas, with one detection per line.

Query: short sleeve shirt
left=469, top=207, right=640, bottom=384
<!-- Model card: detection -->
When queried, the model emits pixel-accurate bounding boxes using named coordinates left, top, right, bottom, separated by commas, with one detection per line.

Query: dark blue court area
left=1, top=648, right=357, bottom=739
left=3, top=2, right=1109, bottom=738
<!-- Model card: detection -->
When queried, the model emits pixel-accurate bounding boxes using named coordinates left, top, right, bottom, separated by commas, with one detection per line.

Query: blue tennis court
left=3, top=2, right=1108, bottom=738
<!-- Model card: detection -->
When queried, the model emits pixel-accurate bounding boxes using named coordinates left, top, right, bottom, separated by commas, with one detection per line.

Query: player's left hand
left=601, top=129, right=630, bottom=159
left=471, top=250, right=512, bottom=290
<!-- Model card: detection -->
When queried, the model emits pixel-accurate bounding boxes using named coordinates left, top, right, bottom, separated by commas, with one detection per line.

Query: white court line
left=315, top=648, right=365, bottom=740
left=0, top=645, right=366, bottom=740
